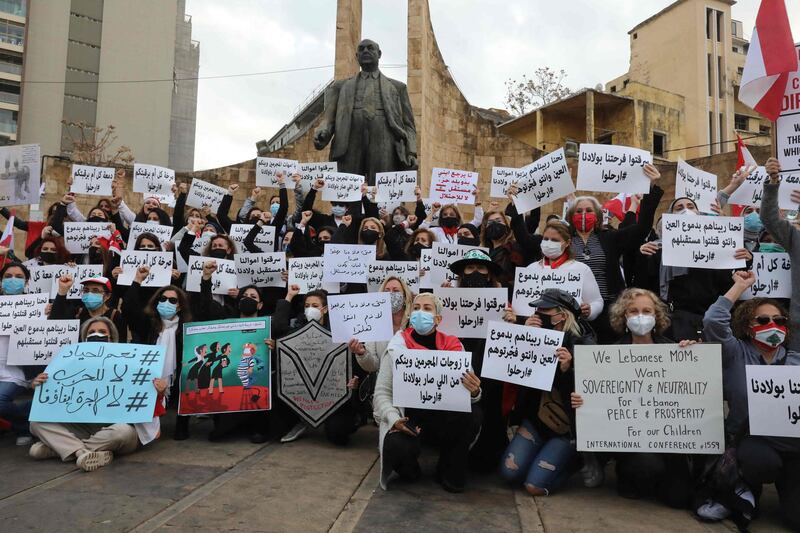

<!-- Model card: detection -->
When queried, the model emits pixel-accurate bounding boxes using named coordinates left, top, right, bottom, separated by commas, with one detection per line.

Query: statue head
left=356, top=39, right=381, bottom=71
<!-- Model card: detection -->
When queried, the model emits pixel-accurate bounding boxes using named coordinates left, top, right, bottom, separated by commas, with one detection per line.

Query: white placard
left=328, top=292, right=394, bottom=343
left=0, top=293, right=49, bottom=323
left=778, top=171, right=800, bottom=210
left=127, top=222, right=173, bottom=250
left=430, top=242, right=489, bottom=287
left=186, top=178, right=227, bottom=210
left=675, top=159, right=717, bottom=214
left=70, top=164, right=114, bottom=196
left=746, top=365, right=800, bottom=438
left=375, top=171, right=417, bottom=203
left=481, top=321, right=565, bottom=390
left=46, top=265, right=102, bottom=300
left=511, top=267, right=582, bottom=315
left=322, top=244, right=376, bottom=284
left=288, top=257, right=324, bottom=294
left=6, top=320, right=80, bottom=365
left=435, top=287, right=507, bottom=338
left=419, top=248, right=433, bottom=290
left=235, top=252, right=286, bottom=288
left=661, top=214, right=745, bottom=269
left=63, top=222, right=111, bottom=254
left=298, top=161, right=337, bottom=192
left=28, top=264, right=69, bottom=296
left=429, top=168, right=478, bottom=205
left=367, top=261, right=419, bottom=293
left=741, top=252, right=792, bottom=300
left=490, top=167, right=518, bottom=198
left=392, top=349, right=472, bottom=412
left=256, top=157, right=297, bottom=188
left=513, top=148, right=576, bottom=214
left=574, top=344, right=724, bottom=454
left=728, top=166, right=768, bottom=207
left=229, top=223, right=276, bottom=254
left=133, top=163, right=175, bottom=196
left=117, top=251, right=173, bottom=287
left=777, top=53, right=800, bottom=209
left=186, top=256, right=237, bottom=294
left=152, top=193, right=176, bottom=208
left=0, top=143, right=41, bottom=207
left=322, top=172, right=364, bottom=202
left=576, top=144, right=653, bottom=194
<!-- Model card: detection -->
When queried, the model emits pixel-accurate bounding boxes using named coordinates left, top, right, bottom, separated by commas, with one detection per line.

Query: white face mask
left=540, top=240, right=564, bottom=259
left=304, top=307, right=323, bottom=323
left=626, top=314, right=656, bottom=336
left=677, top=208, right=697, bottom=216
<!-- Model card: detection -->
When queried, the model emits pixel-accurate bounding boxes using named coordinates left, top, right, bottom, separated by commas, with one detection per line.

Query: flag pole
left=771, top=120, right=778, bottom=159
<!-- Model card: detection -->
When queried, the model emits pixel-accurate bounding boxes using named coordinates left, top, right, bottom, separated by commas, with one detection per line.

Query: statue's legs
left=338, top=109, right=401, bottom=186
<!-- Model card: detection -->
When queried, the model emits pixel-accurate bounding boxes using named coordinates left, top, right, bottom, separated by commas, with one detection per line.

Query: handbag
left=537, top=387, right=571, bottom=435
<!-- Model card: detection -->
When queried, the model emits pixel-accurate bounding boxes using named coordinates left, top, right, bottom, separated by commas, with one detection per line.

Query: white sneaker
left=29, top=442, right=58, bottom=460
left=15, top=435, right=32, bottom=446
left=76, top=450, right=113, bottom=472
left=280, top=422, right=308, bottom=443
left=697, top=500, right=731, bottom=521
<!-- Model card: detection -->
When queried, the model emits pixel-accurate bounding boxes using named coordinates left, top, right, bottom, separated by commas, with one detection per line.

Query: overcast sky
left=185, top=0, right=800, bottom=171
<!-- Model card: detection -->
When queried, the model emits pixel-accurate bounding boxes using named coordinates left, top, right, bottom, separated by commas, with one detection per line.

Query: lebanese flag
left=736, top=134, right=758, bottom=169
left=0, top=208, right=14, bottom=249
left=739, top=0, right=798, bottom=121
left=602, top=193, right=638, bottom=222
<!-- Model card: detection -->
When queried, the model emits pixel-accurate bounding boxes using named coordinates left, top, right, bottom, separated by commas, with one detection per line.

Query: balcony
left=0, top=61, right=20, bottom=75
left=0, top=91, right=19, bottom=104
left=0, top=119, right=16, bottom=134
left=0, top=0, right=24, bottom=18
left=0, top=33, right=22, bottom=48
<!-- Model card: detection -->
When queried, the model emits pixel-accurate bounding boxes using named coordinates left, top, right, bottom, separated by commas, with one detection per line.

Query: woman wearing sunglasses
left=122, top=265, right=193, bottom=440
left=699, top=270, right=800, bottom=530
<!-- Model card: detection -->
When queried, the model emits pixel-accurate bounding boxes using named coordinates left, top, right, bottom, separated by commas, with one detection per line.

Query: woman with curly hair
left=698, top=270, right=800, bottom=529
left=572, top=287, right=696, bottom=509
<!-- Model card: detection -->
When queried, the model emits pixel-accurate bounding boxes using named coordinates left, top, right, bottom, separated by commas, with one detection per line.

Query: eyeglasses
left=753, top=315, right=788, bottom=327
left=159, top=296, right=179, bottom=304
left=82, top=288, right=106, bottom=295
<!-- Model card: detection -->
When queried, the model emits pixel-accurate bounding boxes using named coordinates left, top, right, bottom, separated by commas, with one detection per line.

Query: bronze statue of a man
left=313, top=39, right=417, bottom=184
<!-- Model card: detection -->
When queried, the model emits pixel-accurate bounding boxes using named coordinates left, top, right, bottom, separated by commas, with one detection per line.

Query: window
left=731, top=20, right=737, bottom=37
left=719, top=113, right=725, bottom=146
left=0, top=19, right=23, bottom=47
left=716, top=11, right=724, bottom=42
left=735, top=114, right=748, bottom=131
left=707, top=54, right=713, bottom=97
left=709, top=112, right=715, bottom=155
left=610, top=85, right=617, bottom=93
left=706, top=8, right=713, bottom=39
left=718, top=56, right=724, bottom=97
left=633, top=33, right=638, bottom=40
left=732, top=46, right=738, bottom=54
left=760, top=125, right=771, bottom=136
left=597, top=133, right=613, bottom=145
left=653, top=132, right=666, bottom=157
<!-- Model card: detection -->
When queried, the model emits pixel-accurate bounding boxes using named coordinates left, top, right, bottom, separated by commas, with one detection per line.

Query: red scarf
left=400, top=327, right=463, bottom=351
left=544, top=252, right=570, bottom=269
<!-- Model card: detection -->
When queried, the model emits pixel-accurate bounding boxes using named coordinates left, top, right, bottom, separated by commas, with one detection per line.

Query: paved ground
left=0, top=412, right=791, bottom=533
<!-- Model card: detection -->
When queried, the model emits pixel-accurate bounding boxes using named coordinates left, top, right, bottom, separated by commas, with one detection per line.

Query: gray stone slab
left=0, top=437, right=75, bottom=500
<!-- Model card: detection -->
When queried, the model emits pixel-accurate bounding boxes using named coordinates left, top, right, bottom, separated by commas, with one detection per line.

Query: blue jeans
left=499, top=419, right=574, bottom=494
left=0, top=381, right=31, bottom=436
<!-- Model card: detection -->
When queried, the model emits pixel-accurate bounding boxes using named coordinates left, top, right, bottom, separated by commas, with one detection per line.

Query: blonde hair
left=566, top=196, right=603, bottom=232
left=609, top=288, right=671, bottom=335
left=380, top=276, right=414, bottom=328
left=80, top=316, right=120, bottom=343
left=413, top=292, right=443, bottom=316
left=439, top=204, right=464, bottom=225
left=359, top=217, right=387, bottom=258
left=541, top=221, right=574, bottom=259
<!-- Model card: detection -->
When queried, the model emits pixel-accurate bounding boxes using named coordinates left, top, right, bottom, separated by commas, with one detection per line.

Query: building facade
left=0, top=0, right=24, bottom=145
left=18, top=0, right=199, bottom=171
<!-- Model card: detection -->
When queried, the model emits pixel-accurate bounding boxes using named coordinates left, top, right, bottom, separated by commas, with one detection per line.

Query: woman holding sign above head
left=374, top=292, right=483, bottom=493
left=699, top=270, right=800, bottom=530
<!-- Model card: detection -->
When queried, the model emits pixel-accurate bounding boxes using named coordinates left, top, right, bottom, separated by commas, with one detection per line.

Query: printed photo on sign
left=576, top=144, right=652, bottom=194
left=179, top=318, right=271, bottom=415
left=482, top=321, right=564, bottom=390
left=661, top=214, right=745, bottom=269
left=392, top=349, right=472, bottom=413
left=133, top=164, right=175, bottom=196
left=429, top=168, right=478, bottom=205
left=0, top=143, right=40, bottom=207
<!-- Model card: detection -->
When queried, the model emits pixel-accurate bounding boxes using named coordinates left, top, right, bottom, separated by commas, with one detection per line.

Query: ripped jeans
left=499, top=419, right=574, bottom=494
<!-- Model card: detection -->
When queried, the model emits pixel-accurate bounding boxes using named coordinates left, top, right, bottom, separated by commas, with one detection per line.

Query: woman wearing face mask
left=301, top=178, right=379, bottom=230
left=519, top=221, right=603, bottom=321
left=448, top=249, right=502, bottom=289
left=500, top=289, right=595, bottom=496
left=384, top=197, right=426, bottom=260
left=242, top=184, right=289, bottom=255
left=697, top=271, right=800, bottom=529
left=422, top=202, right=483, bottom=244
left=23, top=237, right=69, bottom=268
left=28, top=316, right=169, bottom=472
left=479, top=210, right=523, bottom=287
left=572, top=287, right=696, bottom=509
left=637, top=197, right=752, bottom=341
left=288, top=210, right=336, bottom=258
left=456, top=223, right=481, bottom=247
left=374, top=293, right=482, bottom=492
left=403, top=228, right=436, bottom=261
left=50, top=274, right=127, bottom=343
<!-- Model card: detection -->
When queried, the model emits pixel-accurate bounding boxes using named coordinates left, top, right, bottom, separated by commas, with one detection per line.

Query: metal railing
left=0, top=61, right=20, bottom=75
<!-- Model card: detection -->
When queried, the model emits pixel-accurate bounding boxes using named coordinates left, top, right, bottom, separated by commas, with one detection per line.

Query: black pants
left=737, top=436, right=800, bottom=530
left=382, top=404, right=482, bottom=491
left=616, top=453, right=693, bottom=509
left=324, top=402, right=359, bottom=446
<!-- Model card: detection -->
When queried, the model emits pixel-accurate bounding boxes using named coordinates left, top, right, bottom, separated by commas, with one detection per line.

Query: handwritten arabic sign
left=490, top=167, right=518, bottom=198
left=511, top=267, right=582, bottom=315
left=186, top=256, right=237, bottom=294
left=328, top=292, right=393, bottom=343
left=235, top=252, right=286, bottom=288
left=29, top=342, right=166, bottom=424
left=367, top=261, right=419, bottom=293
left=229, top=223, right=275, bottom=254
left=430, top=243, right=489, bottom=287
left=6, top=320, right=80, bottom=365
left=728, top=166, right=768, bottom=207
left=419, top=248, right=434, bottom=290
left=256, top=157, right=297, bottom=188
left=0, top=143, right=40, bottom=207
left=375, top=171, right=417, bottom=203
left=574, top=344, right=724, bottom=454
left=482, top=321, right=564, bottom=390
left=429, top=168, right=478, bottom=205
left=661, top=214, right=745, bottom=269
left=127, top=222, right=173, bottom=250
left=288, top=257, right=324, bottom=294
left=434, top=287, right=507, bottom=338
left=0, top=293, right=50, bottom=327
left=133, top=163, right=175, bottom=196
left=322, top=172, right=364, bottom=202
left=28, top=264, right=99, bottom=299
left=63, top=222, right=111, bottom=254
left=746, top=365, right=800, bottom=438
left=276, top=320, right=351, bottom=427
left=323, top=244, right=376, bottom=284
left=70, top=164, right=114, bottom=196
left=392, top=349, right=471, bottom=412
left=117, top=251, right=173, bottom=287
left=576, top=144, right=652, bottom=194
left=298, top=161, right=337, bottom=192
left=513, top=148, right=575, bottom=214
left=741, top=252, right=791, bottom=300
left=186, top=178, right=227, bottom=210
left=675, top=159, right=717, bottom=214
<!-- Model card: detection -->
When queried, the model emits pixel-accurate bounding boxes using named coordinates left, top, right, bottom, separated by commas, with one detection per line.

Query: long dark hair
left=732, top=297, right=790, bottom=342
left=146, top=285, right=192, bottom=333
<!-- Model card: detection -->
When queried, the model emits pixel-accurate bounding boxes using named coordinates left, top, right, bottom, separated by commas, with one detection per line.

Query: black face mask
left=360, top=229, right=380, bottom=245
left=86, top=334, right=109, bottom=343
left=39, top=251, right=56, bottom=264
left=537, top=313, right=554, bottom=329
left=87, top=216, right=106, bottom=223
left=440, top=216, right=458, bottom=229
left=485, top=222, right=508, bottom=241
left=88, top=247, right=103, bottom=263
left=209, top=248, right=228, bottom=259
left=461, top=271, right=490, bottom=288
left=411, top=242, right=429, bottom=258
left=238, top=296, right=259, bottom=315
left=458, top=237, right=479, bottom=246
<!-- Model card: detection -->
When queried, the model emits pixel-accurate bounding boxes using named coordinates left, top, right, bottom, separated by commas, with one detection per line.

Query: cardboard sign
left=490, top=167, right=518, bottom=198
left=511, top=267, right=582, bottom=315
left=186, top=178, right=227, bottom=210
left=576, top=144, right=652, bottom=194
left=375, top=171, right=417, bottom=203
left=228, top=224, right=276, bottom=254
left=133, top=164, right=175, bottom=196
left=235, top=252, right=286, bottom=288
left=256, top=157, right=297, bottom=188
left=328, top=292, right=394, bottom=343
left=322, top=244, right=376, bottom=284
left=675, top=159, right=717, bottom=214
left=512, top=148, right=575, bottom=214
left=6, top=320, right=80, bottom=365
left=322, top=172, right=364, bottom=202
left=70, top=164, right=114, bottom=196
left=63, top=222, right=111, bottom=254
left=392, top=349, right=472, bottom=412
left=117, top=251, right=173, bottom=287
left=429, top=168, right=478, bottom=205
left=434, top=287, right=507, bottom=338
left=127, top=222, right=173, bottom=250
left=481, top=321, right=564, bottom=390
left=298, top=161, right=337, bottom=192
left=741, top=253, right=792, bottom=300
left=367, top=261, right=419, bottom=293
left=288, top=257, right=324, bottom=294
left=186, top=256, right=237, bottom=294
left=728, top=166, right=768, bottom=207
